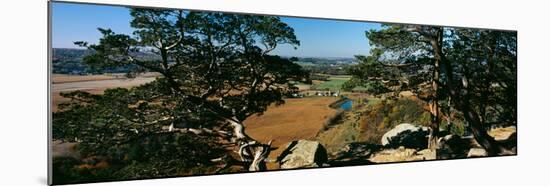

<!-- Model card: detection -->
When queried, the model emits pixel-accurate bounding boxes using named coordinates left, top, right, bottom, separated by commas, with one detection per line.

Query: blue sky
left=52, top=2, right=381, bottom=58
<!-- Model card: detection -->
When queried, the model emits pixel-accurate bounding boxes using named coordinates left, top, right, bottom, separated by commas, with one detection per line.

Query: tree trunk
left=462, top=107, right=508, bottom=155
left=427, top=28, right=444, bottom=150
left=226, top=118, right=273, bottom=171
left=427, top=100, right=439, bottom=150
left=439, top=49, right=514, bottom=156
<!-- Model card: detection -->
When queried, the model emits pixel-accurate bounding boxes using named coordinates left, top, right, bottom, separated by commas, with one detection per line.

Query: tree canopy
left=54, top=8, right=308, bottom=173
left=345, top=24, right=516, bottom=154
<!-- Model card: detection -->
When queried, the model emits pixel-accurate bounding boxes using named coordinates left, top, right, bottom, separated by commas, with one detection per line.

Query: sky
left=52, top=2, right=381, bottom=58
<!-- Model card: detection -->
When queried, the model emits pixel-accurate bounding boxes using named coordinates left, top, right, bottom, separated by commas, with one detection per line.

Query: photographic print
left=49, top=1, right=517, bottom=185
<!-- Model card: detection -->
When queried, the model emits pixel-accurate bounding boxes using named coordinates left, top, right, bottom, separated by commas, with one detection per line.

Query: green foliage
left=52, top=132, right=224, bottom=184
left=348, top=23, right=516, bottom=154
left=418, top=112, right=432, bottom=126
left=440, top=121, right=466, bottom=136
left=447, top=29, right=517, bottom=127
left=342, top=55, right=396, bottom=94
left=54, top=8, right=310, bottom=182
left=111, top=133, right=223, bottom=179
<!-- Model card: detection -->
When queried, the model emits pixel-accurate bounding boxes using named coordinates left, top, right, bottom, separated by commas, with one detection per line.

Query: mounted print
left=48, top=1, right=517, bottom=185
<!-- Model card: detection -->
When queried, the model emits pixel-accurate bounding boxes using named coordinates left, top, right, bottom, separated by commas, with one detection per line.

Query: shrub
left=322, top=110, right=345, bottom=131
left=52, top=132, right=225, bottom=184
left=357, top=98, right=429, bottom=144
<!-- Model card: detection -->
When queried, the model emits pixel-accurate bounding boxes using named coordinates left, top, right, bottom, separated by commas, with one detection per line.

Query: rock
left=279, top=140, right=328, bottom=169
left=488, top=126, right=517, bottom=141
left=369, top=147, right=435, bottom=163
left=436, top=134, right=470, bottom=159
left=467, top=148, right=488, bottom=157
left=381, top=123, right=429, bottom=149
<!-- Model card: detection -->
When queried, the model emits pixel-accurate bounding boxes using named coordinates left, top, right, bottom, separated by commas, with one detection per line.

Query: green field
left=311, top=76, right=349, bottom=91
left=311, top=75, right=368, bottom=91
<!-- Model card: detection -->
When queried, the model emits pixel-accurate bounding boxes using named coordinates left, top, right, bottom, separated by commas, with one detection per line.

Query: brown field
left=244, top=96, right=339, bottom=169
left=51, top=74, right=158, bottom=111
left=52, top=74, right=121, bottom=84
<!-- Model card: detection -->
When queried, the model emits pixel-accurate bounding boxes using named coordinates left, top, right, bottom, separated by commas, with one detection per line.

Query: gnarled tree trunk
left=440, top=50, right=515, bottom=156
left=227, top=119, right=273, bottom=171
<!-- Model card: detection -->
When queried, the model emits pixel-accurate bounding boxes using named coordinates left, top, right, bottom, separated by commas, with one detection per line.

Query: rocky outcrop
left=381, top=123, right=429, bottom=149
left=278, top=140, right=328, bottom=169
left=369, top=146, right=435, bottom=163
left=467, top=148, right=488, bottom=157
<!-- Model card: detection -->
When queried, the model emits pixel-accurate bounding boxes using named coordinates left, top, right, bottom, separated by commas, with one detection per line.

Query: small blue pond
left=340, top=100, right=353, bottom=111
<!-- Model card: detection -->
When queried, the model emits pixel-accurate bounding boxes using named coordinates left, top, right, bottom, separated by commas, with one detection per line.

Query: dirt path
left=244, top=97, right=339, bottom=169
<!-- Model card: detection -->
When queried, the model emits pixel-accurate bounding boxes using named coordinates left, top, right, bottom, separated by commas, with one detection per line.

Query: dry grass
left=315, top=111, right=359, bottom=154
left=52, top=74, right=121, bottom=84
left=51, top=74, right=157, bottom=112
left=244, top=97, right=339, bottom=169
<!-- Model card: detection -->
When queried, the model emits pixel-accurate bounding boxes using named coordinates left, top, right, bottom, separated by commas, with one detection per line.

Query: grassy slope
left=316, top=97, right=431, bottom=155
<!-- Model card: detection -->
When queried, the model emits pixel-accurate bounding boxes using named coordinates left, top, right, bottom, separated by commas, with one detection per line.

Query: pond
left=340, top=100, right=353, bottom=111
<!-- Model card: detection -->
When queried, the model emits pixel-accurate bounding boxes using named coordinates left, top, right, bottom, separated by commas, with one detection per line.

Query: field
left=51, top=73, right=157, bottom=111
left=244, top=96, right=339, bottom=169
left=310, top=75, right=368, bottom=92
left=311, top=75, right=350, bottom=91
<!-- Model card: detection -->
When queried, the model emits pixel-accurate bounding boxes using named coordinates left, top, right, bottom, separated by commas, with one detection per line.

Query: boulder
left=381, top=123, right=429, bottom=149
left=467, top=148, right=488, bottom=157
left=436, top=134, right=470, bottom=159
left=279, top=140, right=328, bottom=169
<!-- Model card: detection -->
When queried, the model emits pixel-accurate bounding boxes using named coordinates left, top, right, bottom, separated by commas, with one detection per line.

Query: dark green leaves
left=59, top=8, right=307, bottom=162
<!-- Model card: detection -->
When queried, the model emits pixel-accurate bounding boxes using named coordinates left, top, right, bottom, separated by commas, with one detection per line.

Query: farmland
left=51, top=73, right=157, bottom=111
left=244, top=96, right=339, bottom=169
left=311, top=75, right=350, bottom=91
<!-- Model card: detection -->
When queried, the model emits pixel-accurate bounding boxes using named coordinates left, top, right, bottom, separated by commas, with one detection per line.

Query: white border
left=1, top=0, right=550, bottom=186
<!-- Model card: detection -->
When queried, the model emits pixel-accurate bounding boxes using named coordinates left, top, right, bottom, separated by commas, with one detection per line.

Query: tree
left=443, top=29, right=517, bottom=155
left=345, top=24, right=517, bottom=155
left=55, top=8, right=308, bottom=172
left=345, top=24, right=446, bottom=149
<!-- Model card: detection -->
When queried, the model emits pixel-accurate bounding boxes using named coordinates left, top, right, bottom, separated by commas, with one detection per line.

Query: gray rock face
left=279, top=140, right=328, bottom=169
left=381, top=123, right=429, bottom=149
left=467, top=148, right=488, bottom=157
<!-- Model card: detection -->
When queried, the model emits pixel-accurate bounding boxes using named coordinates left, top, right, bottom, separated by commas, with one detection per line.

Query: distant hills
left=51, top=48, right=357, bottom=75
left=52, top=48, right=159, bottom=74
